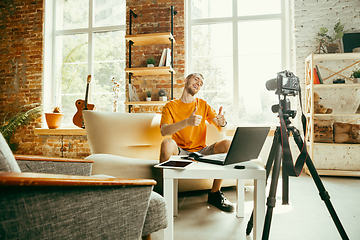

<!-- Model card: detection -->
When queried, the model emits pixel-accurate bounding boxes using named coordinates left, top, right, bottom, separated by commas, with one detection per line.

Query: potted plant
left=315, top=21, right=348, bottom=53
left=146, top=57, right=156, bottom=67
left=0, top=104, right=42, bottom=151
left=351, top=68, right=360, bottom=83
left=158, top=89, right=167, bottom=101
left=45, top=106, right=64, bottom=129
left=145, top=89, right=152, bottom=101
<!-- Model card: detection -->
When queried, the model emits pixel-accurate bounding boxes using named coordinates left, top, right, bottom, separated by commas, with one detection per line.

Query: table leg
left=236, top=179, right=245, bottom=218
left=164, top=178, right=174, bottom=240
left=253, top=179, right=266, bottom=240
left=174, top=179, right=178, bottom=217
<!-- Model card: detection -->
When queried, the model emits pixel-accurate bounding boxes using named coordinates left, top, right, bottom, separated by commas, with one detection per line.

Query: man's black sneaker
left=207, top=190, right=235, bottom=213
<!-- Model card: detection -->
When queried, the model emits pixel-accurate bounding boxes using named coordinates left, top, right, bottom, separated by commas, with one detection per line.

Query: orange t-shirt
left=161, top=98, right=220, bottom=152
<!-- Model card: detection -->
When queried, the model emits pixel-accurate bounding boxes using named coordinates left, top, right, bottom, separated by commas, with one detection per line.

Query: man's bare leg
left=159, top=138, right=179, bottom=163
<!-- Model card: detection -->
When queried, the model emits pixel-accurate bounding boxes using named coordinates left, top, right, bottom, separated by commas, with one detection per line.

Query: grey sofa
left=0, top=133, right=167, bottom=240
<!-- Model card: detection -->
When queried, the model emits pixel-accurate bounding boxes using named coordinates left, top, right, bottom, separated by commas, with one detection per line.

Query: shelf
left=311, top=142, right=360, bottom=147
left=306, top=168, right=360, bottom=177
left=125, top=66, right=175, bottom=76
left=314, top=113, right=360, bottom=117
left=311, top=52, right=360, bottom=61
left=125, top=32, right=175, bottom=46
left=313, top=83, right=360, bottom=89
left=34, top=128, right=86, bottom=136
left=125, top=101, right=167, bottom=106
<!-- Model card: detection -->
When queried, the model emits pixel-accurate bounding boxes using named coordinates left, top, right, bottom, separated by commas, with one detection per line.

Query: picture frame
left=128, top=84, right=139, bottom=102
left=340, top=30, right=360, bottom=53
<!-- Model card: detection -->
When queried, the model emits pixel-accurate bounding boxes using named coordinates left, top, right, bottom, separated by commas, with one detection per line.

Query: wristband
left=220, top=121, right=227, bottom=128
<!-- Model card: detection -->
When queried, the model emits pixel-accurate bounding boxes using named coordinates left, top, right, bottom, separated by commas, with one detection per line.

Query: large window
left=44, top=0, right=126, bottom=127
left=187, top=0, right=289, bottom=126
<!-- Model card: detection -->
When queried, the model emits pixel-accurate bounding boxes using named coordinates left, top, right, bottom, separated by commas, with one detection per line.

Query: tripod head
left=271, top=95, right=297, bottom=126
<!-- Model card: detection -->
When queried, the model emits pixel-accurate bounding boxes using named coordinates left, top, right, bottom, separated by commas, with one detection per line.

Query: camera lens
left=266, top=78, right=277, bottom=91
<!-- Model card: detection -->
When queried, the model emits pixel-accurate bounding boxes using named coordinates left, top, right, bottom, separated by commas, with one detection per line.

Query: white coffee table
left=163, top=156, right=266, bottom=240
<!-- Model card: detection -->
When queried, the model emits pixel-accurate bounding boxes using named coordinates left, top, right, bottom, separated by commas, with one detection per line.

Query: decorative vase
left=326, top=43, right=340, bottom=53
left=354, top=78, right=359, bottom=84
left=45, top=113, right=64, bottom=129
left=147, top=64, right=154, bottom=67
left=159, top=96, right=167, bottom=101
left=146, top=97, right=151, bottom=101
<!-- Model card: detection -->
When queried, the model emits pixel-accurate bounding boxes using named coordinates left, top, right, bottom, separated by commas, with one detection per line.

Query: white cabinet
left=304, top=53, right=360, bottom=176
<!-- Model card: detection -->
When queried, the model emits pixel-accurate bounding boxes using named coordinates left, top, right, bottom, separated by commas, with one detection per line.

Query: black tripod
left=246, top=107, right=349, bottom=240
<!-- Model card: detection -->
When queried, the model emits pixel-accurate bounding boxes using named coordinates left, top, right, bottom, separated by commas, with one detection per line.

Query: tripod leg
left=246, top=128, right=280, bottom=235
left=291, top=130, right=349, bottom=240
left=262, top=141, right=283, bottom=240
left=282, top=165, right=289, bottom=205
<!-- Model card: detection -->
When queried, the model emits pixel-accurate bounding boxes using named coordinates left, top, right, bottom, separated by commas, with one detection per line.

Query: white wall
left=292, top=0, right=360, bottom=82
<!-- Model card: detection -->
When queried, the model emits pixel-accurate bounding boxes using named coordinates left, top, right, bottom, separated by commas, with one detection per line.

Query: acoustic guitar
left=73, top=75, right=95, bottom=128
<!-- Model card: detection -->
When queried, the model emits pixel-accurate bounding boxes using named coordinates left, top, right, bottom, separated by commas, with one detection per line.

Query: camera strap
left=278, top=91, right=309, bottom=177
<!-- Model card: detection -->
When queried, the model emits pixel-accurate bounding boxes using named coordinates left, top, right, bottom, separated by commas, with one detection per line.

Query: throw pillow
left=0, top=133, right=21, bottom=172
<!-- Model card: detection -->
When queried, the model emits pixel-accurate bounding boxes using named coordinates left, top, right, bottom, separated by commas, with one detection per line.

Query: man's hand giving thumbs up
left=187, top=107, right=202, bottom=126
left=216, top=106, right=226, bottom=127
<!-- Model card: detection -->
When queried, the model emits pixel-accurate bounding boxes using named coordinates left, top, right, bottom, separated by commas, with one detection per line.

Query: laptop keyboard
left=201, top=153, right=227, bottom=161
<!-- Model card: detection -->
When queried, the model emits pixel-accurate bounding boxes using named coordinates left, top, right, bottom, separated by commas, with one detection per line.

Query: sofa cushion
left=0, top=133, right=21, bottom=172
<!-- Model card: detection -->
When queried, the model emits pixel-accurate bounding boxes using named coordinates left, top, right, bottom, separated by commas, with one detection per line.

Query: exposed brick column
left=0, top=0, right=44, bottom=155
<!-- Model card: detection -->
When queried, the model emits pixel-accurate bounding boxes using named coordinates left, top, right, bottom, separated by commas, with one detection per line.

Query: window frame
left=43, top=0, right=126, bottom=127
left=185, top=0, right=292, bottom=126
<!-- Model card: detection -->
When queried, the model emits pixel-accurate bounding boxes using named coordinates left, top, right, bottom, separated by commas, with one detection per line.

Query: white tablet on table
left=154, top=159, right=196, bottom=170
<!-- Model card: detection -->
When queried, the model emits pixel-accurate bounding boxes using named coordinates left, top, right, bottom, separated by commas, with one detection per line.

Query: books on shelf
left=165, top=48, right=171, bottom=66
left=159, top=48, right=167, bottom=67
left=128, top=84, right=139, bottom=102
left=313, top=67, right=321, bottom=84
left=315, top=65, right=323, bottom=84
left=158, top=48, right=172, bottom=67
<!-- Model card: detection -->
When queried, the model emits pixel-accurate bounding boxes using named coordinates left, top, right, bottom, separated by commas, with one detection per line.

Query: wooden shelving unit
left=304, top=53, right=360, bottom=177
left=125, top=7, right=177, bottom=112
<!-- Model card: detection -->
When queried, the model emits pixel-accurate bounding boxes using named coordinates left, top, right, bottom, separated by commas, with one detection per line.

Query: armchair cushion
left=15, top=155, right=93, bottom=176
left=142, top=191, right=168, bottom=236
left=0, top=185, right=153, bottom=239
left=0, top=133, right=21, bottom=172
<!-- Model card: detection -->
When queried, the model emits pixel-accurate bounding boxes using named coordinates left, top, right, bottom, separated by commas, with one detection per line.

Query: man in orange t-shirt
left=160, top=73, right=234, bottom=212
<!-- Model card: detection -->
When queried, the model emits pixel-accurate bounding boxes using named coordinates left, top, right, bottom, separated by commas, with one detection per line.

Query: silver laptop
left=193, top=127, right=270, bottom=165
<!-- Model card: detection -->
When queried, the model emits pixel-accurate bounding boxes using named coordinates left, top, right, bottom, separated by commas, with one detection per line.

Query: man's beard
left=186, top=83, right=197, bottom=96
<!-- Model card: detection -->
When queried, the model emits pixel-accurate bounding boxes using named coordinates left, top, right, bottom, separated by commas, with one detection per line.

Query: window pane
left=191, top=0, right=232, bottom=19
left=55, top=34, right=88, bottom=126
left=191, top=23, right=234, bottom=119
left=238, top=20, right=281, bottom=125
left=94, top=0, right=126, bottom=27
left=56, top=0, right=89, bottom=30
left=238, top=0, right=281, bottom=16
left=93, top=31, right=126, bottom=112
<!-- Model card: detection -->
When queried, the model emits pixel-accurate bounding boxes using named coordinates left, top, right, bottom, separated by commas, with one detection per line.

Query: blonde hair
left=186, top=73, right=204, bottom=81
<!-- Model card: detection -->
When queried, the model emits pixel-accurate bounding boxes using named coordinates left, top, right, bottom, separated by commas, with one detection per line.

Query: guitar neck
left=84, top=75, right=91, bottom=110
